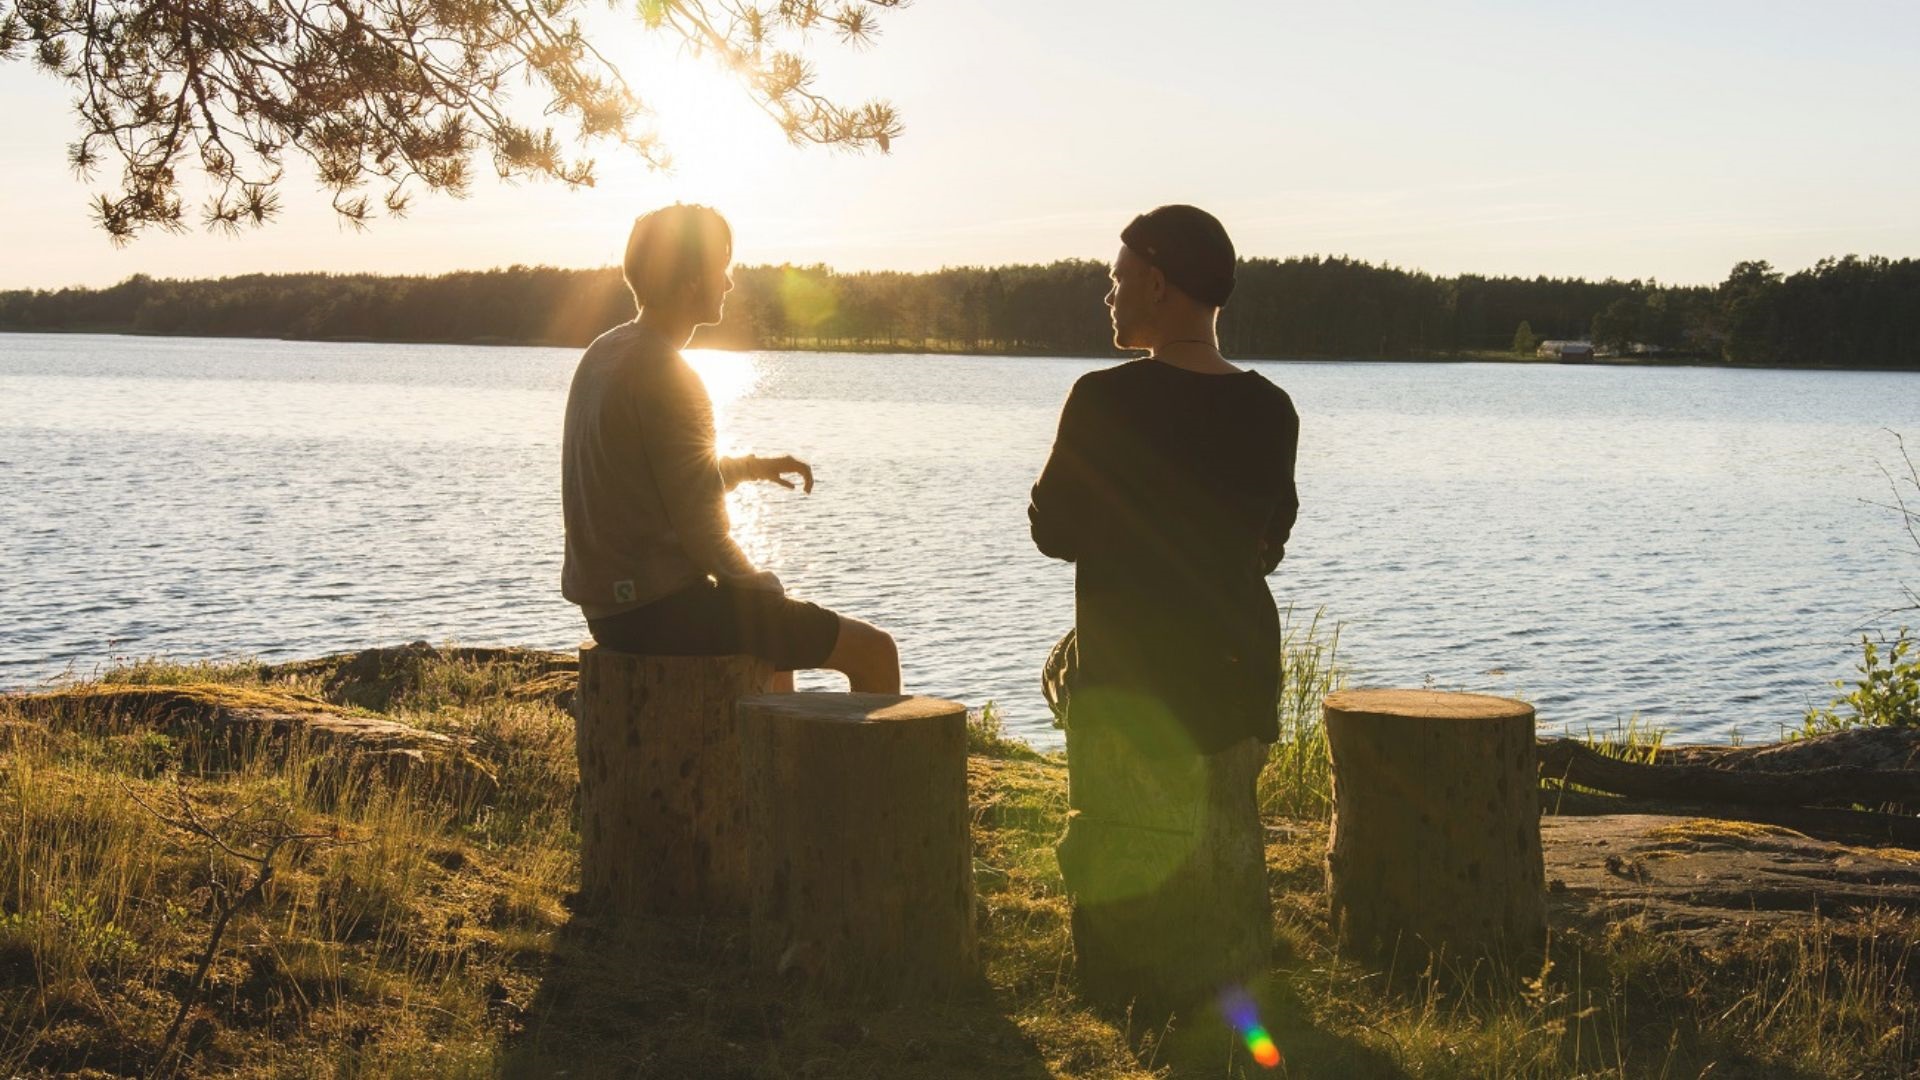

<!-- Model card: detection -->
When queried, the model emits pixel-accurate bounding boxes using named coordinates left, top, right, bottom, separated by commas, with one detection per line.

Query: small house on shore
left=1537, top=339, right=1596, bottom=362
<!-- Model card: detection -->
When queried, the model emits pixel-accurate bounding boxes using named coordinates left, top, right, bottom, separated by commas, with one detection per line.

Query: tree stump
left=1324, top=689, right=1546, bottom=972
left=737, top=692, right=977, bottom=997
left=574, top=644, right=772, bottom=919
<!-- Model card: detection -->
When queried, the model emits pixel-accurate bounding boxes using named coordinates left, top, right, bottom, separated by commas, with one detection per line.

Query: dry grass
left=1, top=645, right=1916, bottom=1078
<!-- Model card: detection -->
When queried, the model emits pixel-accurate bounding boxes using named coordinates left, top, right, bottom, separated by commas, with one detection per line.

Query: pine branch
left=2, top=0, right=907, bottom=238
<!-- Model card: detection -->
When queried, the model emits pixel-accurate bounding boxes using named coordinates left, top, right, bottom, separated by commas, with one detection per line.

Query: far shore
left=0, top=325, right=1865, bottom=371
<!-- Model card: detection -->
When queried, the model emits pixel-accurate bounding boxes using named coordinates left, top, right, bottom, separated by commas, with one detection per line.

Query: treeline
left=2, top=255, right=1917, bottom=368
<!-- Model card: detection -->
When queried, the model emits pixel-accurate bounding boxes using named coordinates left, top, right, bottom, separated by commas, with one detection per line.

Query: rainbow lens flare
left=1219, top=986, right=1284, bottom=1070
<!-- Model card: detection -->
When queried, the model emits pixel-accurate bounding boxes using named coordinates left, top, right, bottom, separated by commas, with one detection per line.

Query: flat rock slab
left=5, top=683, right=495, bottom=794
left=1543, top=814, right=1920, bottom=943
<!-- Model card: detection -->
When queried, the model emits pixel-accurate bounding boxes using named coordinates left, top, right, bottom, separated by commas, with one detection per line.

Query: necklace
left=1152, top=337, right=1235, bottom=373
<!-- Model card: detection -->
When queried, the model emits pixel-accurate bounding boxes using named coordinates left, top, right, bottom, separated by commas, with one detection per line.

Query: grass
left=1, top=642, right=1916, bottom=1077
left=1567, top=715, right=1668, bottom=766
left=1259, top=606, right=1345, bottom=822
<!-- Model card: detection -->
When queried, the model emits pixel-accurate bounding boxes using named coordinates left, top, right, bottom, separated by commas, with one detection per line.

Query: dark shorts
left=586, top=579, right=842, bottom=672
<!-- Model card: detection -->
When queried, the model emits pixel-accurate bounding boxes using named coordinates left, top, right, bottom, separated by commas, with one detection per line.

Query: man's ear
left=1147, top=264, right=1168, bottom=304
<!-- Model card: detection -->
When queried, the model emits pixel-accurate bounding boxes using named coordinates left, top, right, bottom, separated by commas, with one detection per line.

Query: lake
left=3, top=331, right=1917, bottom=748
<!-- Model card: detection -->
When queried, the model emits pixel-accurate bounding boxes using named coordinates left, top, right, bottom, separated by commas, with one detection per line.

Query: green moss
left=1645, top=818, right=1805, bottom=844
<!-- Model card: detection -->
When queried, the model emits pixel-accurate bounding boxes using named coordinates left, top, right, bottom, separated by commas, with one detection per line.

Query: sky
left=2, top=0, right=1917, bottom=289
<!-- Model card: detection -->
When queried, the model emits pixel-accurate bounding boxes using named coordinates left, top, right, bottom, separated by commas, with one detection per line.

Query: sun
left=580, top=18, right=803, bottom=209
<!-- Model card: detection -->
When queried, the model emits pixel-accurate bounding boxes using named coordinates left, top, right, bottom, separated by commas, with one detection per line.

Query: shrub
left=1804, top=628, right=1920, bottom=734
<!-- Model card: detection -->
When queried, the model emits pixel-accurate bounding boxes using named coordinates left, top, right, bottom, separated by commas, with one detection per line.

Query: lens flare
left=1219, top=986, right=1284, bottom=1070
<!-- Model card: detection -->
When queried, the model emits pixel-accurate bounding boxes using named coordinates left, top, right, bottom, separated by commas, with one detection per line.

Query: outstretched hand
left=754, top=454, right=814, bottom=494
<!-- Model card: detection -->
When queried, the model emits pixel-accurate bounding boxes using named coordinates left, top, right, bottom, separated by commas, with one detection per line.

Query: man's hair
left=623, top=204, right=732, bottom=308
left=1120, top=204, right=1236, bottom=308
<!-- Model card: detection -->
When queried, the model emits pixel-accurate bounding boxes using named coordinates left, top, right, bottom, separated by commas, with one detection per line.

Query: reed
left=1258, top=605, right=1346, bottom=821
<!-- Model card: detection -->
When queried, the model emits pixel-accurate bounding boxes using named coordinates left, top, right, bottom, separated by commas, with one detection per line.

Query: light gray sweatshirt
left=561, top=322, right=757, bottom=619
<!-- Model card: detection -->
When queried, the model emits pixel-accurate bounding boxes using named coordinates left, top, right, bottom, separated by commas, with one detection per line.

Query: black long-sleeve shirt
left=1029, top=359, right=1300, bottom=756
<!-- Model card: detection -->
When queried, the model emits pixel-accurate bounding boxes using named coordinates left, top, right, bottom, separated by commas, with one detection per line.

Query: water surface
left=3, top=332, right=1916, bottom=747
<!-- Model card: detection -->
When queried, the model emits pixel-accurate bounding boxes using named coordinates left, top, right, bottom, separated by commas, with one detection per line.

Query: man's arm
left=634, top=364, right=764, bottom=584
left=1260, top=399, right=1301, bottom=575
left=1029, top=379, right=1097, bottom=562
left=719, top=454, right=815, bottom=493
left=718, top=455, right=755, bottom=490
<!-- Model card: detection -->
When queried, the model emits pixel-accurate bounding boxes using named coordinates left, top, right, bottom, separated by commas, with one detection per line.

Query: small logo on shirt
left=613, top=580, right=636, bottom=603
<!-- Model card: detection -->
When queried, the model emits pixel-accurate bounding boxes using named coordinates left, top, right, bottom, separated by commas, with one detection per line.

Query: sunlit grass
left=1258, top=605, right=1345, bottom=822
left=1, top=644, right=1915, bottom=1077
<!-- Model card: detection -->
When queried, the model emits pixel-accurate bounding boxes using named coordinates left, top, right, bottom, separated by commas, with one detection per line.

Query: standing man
left=1029, top=205, right=1299, bottom=1014
left=563, top=203, right=899, bottom=692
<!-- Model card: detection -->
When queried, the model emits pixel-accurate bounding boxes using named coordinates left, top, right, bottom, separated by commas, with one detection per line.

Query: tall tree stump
left=574, top=644, right=771, bottom=919
left=737, top=693, right=977, bottom=997
left=1324, top=689, right=1546, bottom=972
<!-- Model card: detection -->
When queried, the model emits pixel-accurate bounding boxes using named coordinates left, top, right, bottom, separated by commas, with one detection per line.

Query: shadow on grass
left=501, top=901, right=1052, bottom=1080
left=1106, top=972, right=1407, bottom=1080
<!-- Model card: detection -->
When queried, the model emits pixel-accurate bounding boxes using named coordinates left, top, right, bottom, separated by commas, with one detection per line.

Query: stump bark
left=737, top=693, right=977, bottom=997
left=574, top=644, right=772, bottom=919
left=1324, top=689, right=1545, bottom=971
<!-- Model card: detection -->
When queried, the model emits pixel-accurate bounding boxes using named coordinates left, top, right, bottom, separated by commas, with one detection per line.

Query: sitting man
left=1030, top=204, right=1300, bottom=1014
left=562, top=203, right=898, bottom=692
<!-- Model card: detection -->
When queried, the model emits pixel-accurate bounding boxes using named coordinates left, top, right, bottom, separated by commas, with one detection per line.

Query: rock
left=1542, top=814, right=1920, bottom=945
left=262, top=641, right=577, bottom=712
left=5, top=682, right=495, bottom=799
left=320, top=640, right=443, bottom=709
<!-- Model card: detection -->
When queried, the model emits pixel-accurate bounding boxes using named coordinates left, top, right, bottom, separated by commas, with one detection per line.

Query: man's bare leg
left=823, top=616, right=901, bottom=694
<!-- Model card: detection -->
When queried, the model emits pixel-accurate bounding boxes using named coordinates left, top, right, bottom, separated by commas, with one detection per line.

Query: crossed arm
left=1028, top=382, right=1094, bottom=562
left=1032, top=379, right=1302, bottom=575
left=1261, top=410, right=1301, bottom=575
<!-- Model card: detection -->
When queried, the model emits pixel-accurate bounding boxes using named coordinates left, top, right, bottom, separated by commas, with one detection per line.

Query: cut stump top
left=579, top=643, right=759, bottom=665
left=1324, top=688, right=1533, bottom=721
left=736, top=692, right=964, bottom=725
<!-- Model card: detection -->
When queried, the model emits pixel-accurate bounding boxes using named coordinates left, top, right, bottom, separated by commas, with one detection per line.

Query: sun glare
left=684, top=349, right=763, bottom=452
left=683, top=347, right=778, bottom=568
left=584, top=20, right=802, bottom=210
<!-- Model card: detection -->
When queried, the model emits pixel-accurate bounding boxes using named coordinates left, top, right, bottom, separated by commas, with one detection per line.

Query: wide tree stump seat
left=1323, top=689, right=1546, bottom=973
left=574, top=644, right=772, bottom=920
left=737, top=692, right=978, bottom=998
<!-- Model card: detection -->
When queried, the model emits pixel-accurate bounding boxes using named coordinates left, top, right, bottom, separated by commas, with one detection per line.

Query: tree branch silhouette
left=0, top=0, right=906, bottom=241
left=122, top=779, right=363, bottom=1076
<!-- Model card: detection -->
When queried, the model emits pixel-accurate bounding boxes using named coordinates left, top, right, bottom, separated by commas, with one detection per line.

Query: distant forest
left=3, top=254, right=1917, bottom=368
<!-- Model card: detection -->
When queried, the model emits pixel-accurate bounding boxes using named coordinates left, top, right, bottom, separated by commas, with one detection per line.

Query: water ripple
left=4, top=335, right=1919, bottom=748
